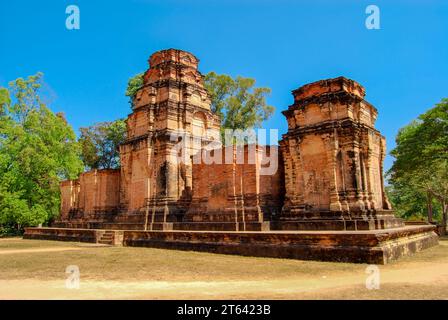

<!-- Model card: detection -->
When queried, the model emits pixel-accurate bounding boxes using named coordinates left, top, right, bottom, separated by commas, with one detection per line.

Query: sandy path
left=1, top=261, right=447, bottom=299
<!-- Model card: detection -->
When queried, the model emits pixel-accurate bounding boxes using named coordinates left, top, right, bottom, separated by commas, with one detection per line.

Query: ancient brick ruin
left=25, top=49, right=438, bottom=264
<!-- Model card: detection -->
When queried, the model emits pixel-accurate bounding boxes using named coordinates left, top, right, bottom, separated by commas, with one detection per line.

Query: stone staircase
left=98, top=230, right=116, bottom=245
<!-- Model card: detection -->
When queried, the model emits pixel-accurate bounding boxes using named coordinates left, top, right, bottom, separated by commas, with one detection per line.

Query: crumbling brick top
left=143, top=48, right=204, bottom=88
left=283, top=76, right=378, bottom=130
left=149, top=48, right=199, bottom=69
left=292, top=76, right=366, bottom=102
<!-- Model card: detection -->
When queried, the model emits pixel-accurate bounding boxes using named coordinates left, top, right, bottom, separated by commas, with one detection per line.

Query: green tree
left=386, top=179, right=441, bottom=221
left=125, top=72, right=144, bottom=106
left=78, top=119, right=127, bottom=170
left=0, top=73, right=83, bottom=233
left=204, top=72, right=275, bottom=136
left=388, top=99, right=448, bottom=234
left=0, top=88, right=10, bottom=115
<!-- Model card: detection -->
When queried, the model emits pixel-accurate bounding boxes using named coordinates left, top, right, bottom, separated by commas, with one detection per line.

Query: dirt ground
left=0, top=237, right=447, bottom=299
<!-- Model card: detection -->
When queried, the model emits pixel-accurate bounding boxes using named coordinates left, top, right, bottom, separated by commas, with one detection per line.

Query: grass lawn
left=0, top=237, right=447, bottom=299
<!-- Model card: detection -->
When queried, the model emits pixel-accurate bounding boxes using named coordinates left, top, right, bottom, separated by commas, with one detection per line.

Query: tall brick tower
left=119, top=49, right=220, bottom=229
left=279, top=77, right=401, bottom=230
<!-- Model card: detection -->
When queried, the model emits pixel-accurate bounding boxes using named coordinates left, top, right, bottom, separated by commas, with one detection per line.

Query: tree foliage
left=204, top=72, right=275, bottom=133
left=125, top=72, right=144, bottom=106
left=78, top=119, right=127, bottom=170
left=386, top=180, right=440, bottom=220
left=388, top=98, right=448, bottom=233
left=0, top=88, right=11, bottom=115
left=0, top=73, right=83, bottom=232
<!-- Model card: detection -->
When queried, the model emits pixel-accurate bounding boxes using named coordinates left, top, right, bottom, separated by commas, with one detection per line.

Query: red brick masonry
left=24, top=49, right=439, bottom=264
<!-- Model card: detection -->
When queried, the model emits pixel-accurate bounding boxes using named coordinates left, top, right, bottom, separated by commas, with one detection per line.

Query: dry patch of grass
left=0, top=238, right=78, bottom=251
left=0, top=239, right=362, bottom=281
left=0, top=238, right=447, bottom=282
left=0, top=237, right=447, bottom=299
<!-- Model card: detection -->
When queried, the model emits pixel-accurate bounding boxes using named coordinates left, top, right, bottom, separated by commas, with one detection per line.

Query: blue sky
left=1, top=0, right=447, bottom=172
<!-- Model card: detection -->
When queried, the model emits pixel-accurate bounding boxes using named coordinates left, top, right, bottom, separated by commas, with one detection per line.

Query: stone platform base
left=24, top=225, right=438, bottom=264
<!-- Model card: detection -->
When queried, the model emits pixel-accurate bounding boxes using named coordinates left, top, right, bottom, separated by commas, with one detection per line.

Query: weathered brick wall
left=119, top=138, right=151, bottom=212
left=186, top=145, right=284, bottom=222
left=60, top=180, right=80, bottom=220
left=59, top=169, right=120, bottom=219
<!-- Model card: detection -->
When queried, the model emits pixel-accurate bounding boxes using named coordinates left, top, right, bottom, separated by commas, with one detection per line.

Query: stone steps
left=98, top=231, right=116, bottom=245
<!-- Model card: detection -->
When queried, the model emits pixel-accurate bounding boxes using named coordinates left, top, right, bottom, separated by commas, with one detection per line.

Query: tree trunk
left=427, top=191, right=433, bottom=223
left=442, top=203, right=448, bottom=237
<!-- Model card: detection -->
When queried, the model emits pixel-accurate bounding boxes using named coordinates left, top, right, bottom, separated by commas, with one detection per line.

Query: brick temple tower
left=47, top=52, right=438, bottom=264
left=119, top=49, right=221, bottom=228
left=279, top=77, right=401, bottom=230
